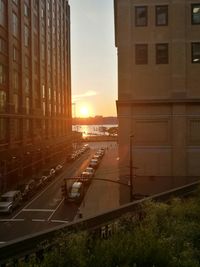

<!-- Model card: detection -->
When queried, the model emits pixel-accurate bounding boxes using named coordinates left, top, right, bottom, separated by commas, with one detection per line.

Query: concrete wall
left=115, top=0, right=200, bottom=203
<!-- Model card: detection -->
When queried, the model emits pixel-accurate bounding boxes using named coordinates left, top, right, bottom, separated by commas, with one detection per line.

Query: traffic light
left=61, top=181, right=67, bottom=199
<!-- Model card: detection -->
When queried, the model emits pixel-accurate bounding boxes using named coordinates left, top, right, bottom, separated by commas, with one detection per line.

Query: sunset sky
left=69, top=0, right=117, bottom=117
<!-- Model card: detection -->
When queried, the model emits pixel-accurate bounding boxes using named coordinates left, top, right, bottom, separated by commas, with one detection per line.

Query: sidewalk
left=79, top=142, right=120, bottom=219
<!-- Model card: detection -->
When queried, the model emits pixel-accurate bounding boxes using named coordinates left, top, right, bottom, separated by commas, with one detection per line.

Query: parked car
left=85, top=167, right=95, bottom=177
left=93, top=154, right=101, bottom=161
left=42, top=169, right=51, bottom=183
left=55, top=164, right=63, bottom=174
left=83, top=144, right=90, bottom=150
left=89, top=159, right=99, bottom=169
left=67, top=182, right=84, bottom=203
left=70, top=153, right=77, bottom=161
left=96, top=149, right=104, bottom=158
left=100, top=147, right=105, bottom=153
left=18, top=179, right=36, bottom=200
left=34, top=176, right=44, bottom=190
left=49, top=168, right=56, bottom=179
left=79, top=171, right=92, bottom=184
left=0, top=191, right=22, bottom=214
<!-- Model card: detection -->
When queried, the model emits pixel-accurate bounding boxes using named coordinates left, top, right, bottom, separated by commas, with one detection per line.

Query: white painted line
left=12, top=177, right=63, bottom=219
left=51, top=219, right=69, bottom=224
left=47, top=198, right=64, bottom=222
left=11, top=219, right=25, bottom=222
left=0, top=219, right=11, bottom=222
left=23, top=209, right=55, bottom=212
left=0, top=219, right=25, bottom=222
left=32, top=219, right=46, bottom=222
left=0, top=241, right=6, bottom=245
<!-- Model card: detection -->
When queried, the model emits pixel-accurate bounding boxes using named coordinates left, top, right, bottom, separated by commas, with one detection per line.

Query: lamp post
left=130, top=134, right=134, bottom=201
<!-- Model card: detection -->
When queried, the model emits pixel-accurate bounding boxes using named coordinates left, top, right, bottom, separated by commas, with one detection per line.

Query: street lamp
left=130, top=134, right=134, bottom=201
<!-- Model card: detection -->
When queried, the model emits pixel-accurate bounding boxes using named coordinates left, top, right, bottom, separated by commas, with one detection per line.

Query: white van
left=67, top=182, right=84, bottom=203
left=89, top=159, right=99, bottom=169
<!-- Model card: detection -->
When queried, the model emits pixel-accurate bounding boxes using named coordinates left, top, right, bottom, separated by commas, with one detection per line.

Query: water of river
left=72, top=124, right=118, bottom=137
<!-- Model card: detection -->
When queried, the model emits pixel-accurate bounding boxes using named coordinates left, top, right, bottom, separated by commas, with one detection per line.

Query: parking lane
left=0, top=143, right=117, bottom=243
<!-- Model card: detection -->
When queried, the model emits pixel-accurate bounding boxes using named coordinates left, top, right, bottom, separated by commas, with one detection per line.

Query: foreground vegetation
left=20, top=193, right=200, bottom=267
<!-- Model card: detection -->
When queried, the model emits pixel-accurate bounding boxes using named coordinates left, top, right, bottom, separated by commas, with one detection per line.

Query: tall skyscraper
left=0, top=0, right=72, bottom=189
left=114, top=0, right=200, bottom=202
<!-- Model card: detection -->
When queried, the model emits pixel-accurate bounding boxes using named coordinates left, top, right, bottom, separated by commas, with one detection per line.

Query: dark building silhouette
left=0, top=0, right=72, bottom=190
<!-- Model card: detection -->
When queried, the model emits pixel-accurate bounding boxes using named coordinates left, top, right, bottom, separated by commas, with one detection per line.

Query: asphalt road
left=0, top=142, right=119, bottom=245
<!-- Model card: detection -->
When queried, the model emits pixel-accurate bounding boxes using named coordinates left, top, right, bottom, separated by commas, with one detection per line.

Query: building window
left=135, top=44, right=148, bottom=64
left=13, top=46, right=18, bottom=61
left=33, top=0, right=38, bottom=9
left=12, top=12, right=18, bottom=38
left=0, top=38, right=6, bottom=54
left=24, top=25, right=29, bottom=47
left=41, top=24, right=45, bottom=36
left=25, top=96, right=30, bottom=114
left=135, top=6, right=147, bottom=26
left=34, top=14, right=38, bottom=29
left=41, top=42, right=45, bottom=60
left=48, top=48, right=51, bottom=65
left=13, top=93, right=19, bottom=113
left=191, top=4, right=200, bottom=25
left=191, top=42, right=200, bottom=63
left=156, top=44, right=169, bottom=64
left=0, top=64, right=6, bottom=84
left=156, top=6, right=168, bottom=26
left=42, top=102, right=46, bottom=116
left=41, top=8, right=44, bottom=18
left=0, top=118, right=6, bottom=141
left=25, top=77, right=30, bottom=94
left=48, top=17, right=50, bottom=27
left=24, top=55, right=29, bottom=68
left=42, top=84, right=45, bottom=99
left=34, top=34, right=38, bottom=56
left=24, top=3, right=29, bottom=17
left=0, top=0, right=6, bottom=27
left=49, top=103, right=51, bottom=115
left=13, top=71, right=19, bottom=91
left=0, top=90, right=6, bottom=112
left=58, top=92, right=61, bottom=114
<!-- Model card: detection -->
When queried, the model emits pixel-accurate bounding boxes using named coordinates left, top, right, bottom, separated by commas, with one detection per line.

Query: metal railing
left=0, top=180, right=199, bottom=265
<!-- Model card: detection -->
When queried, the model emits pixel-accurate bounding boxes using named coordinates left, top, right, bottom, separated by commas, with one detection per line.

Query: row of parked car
left=69, top=144, right=90, bottom=162
left=66, top=148, right=106, bottom=203
left=0, top=164, right=64, bottom=214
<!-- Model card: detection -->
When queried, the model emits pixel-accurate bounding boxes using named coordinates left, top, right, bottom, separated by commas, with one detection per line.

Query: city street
left=0, top=142, right=119, bottom=245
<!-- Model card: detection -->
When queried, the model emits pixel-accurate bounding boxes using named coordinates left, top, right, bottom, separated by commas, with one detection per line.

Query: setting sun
left=79, top=106, right=90, bottom=118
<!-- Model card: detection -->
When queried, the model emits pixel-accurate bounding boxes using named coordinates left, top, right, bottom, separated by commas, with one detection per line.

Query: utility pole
left=72, top=102, right=76, bottom=119
left=130, top=134, right=134, bottom=201
left=61, top=178, right=68, bottom=200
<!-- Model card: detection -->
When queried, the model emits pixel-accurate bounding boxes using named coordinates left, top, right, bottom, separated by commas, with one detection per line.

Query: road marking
left=12, top=174, right=66, bottom=219
left=11, top=155, right=93, bottom=220
left=32, top=219, right=46, bottom=222
left=47, top=198, right=64, bottom=221
left=51, top=219, right=69, bottom=224
left=22, top=209, right=55, bottom=212
left=0, top=241, right=6, bottom=245
left=0, top=219, right=25, bottom=222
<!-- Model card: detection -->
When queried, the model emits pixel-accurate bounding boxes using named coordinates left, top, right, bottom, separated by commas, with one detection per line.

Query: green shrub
left=19, top=195, right=200, bottom=267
